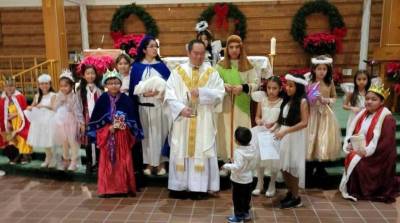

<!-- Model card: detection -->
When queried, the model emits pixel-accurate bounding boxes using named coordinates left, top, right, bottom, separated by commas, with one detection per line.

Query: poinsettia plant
left=386, top=62, right=400, bottom=95
left=111, top=32, right=145, bottom=58
left=77, top=55, right=114, bottom=76
left=303, top=33, right=336, bottom=55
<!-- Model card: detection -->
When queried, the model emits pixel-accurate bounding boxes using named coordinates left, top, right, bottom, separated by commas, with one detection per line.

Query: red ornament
left=213, top=3, right=229, bottom=31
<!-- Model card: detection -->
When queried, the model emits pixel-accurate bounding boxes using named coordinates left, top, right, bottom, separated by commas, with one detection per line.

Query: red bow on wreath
left=214, top=3, right=229, bottom=31
left=332, top=27, right=347, bottom=53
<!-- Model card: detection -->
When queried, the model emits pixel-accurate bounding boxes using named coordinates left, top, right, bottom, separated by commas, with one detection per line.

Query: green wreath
left=291, top=0, right=346, bottom=53
left=110, top=4, right=159, bottom=37
left=198, top=3, right=247, bottom=40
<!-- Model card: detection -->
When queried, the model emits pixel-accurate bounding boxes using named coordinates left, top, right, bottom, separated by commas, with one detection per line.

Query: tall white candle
left=270, top=37, right=276, bottom=55
left=156, top=39, right=161, bottom=56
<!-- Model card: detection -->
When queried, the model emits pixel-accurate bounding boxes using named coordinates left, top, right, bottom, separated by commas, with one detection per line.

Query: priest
left=165, top=39, right=225, bottom=199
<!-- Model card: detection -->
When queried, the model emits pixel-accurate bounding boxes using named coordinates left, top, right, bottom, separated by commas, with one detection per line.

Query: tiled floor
left=0, top=176, right=398, bottom=223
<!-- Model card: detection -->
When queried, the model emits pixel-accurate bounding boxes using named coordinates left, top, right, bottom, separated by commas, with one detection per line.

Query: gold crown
left=1, top=74, right=15, bottom=85
left=368, top=83, right=390, bottom=100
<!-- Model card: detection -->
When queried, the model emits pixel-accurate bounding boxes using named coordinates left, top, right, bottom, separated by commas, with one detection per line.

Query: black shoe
left=280, top=196, right=302, bottom=209
left=280, top=192, right=292, bottom=204
left=85, top=164, right=92, bottom=175
left=190, top=192, right=208, bottom=200
left=169, top=190, right=189, bottom=199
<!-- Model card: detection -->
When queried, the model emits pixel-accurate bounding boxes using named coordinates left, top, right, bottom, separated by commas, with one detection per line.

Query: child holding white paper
left=252, top=76, right=283, bottom=197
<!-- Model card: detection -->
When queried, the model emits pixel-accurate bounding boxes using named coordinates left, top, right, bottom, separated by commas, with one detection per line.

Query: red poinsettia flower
left=128, top=48, right=138, bottom=57
left=386, top=62, right=400, bottom=76
left=303, top=33, right=336, bottom=48
left=77, top=55, right=115, bottom=76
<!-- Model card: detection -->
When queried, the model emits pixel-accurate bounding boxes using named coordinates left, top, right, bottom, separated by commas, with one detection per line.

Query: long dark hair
left=265, top=76, right=286, bottom=99
left=311, top=55, right=333, bottom=85
left=350, top=70, right=371, bottom=106
left=135, top=35, right=162, bottom=62
left=278, top=76, right=307, bottom=126
left=37, top=82, right=55, bottom=104
left=196, top=30, right=213, bottom=62
left=78, top=64, right=102, bottom=108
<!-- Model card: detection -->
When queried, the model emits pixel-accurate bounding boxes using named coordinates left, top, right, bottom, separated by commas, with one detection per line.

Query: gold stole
left=176, top=65, right=213, bottom=172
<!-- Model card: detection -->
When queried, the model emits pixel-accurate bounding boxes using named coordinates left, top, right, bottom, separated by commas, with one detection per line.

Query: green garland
left=110, top=4, right=159, bottom=37
left=291, top=0, right=345, bottom=45
left=198, top=3, right=247, bottom=40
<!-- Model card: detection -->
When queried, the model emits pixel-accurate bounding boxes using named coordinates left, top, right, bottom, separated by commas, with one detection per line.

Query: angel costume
left=25, top=92, right=56, bottom=148
left=307, top=81, right=341, bottom=161
left=53, top=91, right=84, bottom=167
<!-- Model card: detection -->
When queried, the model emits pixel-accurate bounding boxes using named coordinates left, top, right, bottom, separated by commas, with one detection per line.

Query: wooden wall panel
left=0, top=0, right=383, bottom=75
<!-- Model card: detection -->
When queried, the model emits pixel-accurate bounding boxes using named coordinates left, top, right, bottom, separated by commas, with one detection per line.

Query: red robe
left=0, top=91, right=30, bottom=148
left=96, top=124, right=136, bottom=195
left=346, top=114, right=399, bottom=203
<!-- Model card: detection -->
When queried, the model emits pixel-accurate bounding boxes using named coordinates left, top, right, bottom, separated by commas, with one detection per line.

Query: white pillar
left=79, top=1, right=89, bottom=50
left=358, top=0, right=371, bottom=70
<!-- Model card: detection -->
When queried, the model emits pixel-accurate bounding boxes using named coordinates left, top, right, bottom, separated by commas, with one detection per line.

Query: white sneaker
left=67, top=162, right=77, bottom=171
left=265, top=185, right=276, bottom=197
left=40, top=162, right=49, bottom=168
left=144, top=168, right=152, bottom=176
left=219, top=169, right=229, bottom=177
left=157, top=168, right=166, bottom=176
left=252, top=189, right=261, bottom=196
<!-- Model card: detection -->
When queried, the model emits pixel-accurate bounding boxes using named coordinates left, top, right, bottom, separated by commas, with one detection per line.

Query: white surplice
left=138, top=59, right=171, bottom=167
left=165, top=62, right=225, bottom=192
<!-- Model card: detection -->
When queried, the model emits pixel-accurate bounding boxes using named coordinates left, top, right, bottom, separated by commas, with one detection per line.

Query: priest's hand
left=190, top=89, right=199, bottom=98
left=180, top=107, right=193, bottom=118
left=231, top=85, right=243, bottom=95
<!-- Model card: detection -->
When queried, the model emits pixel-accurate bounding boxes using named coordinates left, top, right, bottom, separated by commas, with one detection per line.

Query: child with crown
left=339, top=83, right=399, bottom=203
left=87, top=69, right=143, bottom=197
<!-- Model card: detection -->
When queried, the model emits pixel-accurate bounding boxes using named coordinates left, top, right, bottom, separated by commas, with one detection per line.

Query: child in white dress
left=274, top=74, right=309, bottom=209
left=252, top=76, right=283, bottom=197
left=53, top=70, right=84, bottom=171
left=343, top=70, right=370, bottom=135
left=24, top=74, right=57, bottom=167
